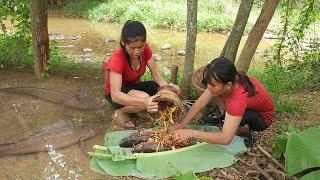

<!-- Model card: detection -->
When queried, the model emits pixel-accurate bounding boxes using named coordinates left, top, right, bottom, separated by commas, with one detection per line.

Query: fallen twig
left=257, top=145, right=285, bottom=171
left=220, top=169, right=227, bottom=176
left=251, top=158, right=274, bottom=180
left=231, top=167, right=240, bottom=175
left=268, top=163, right=286, bottom=179
left=236, top=156, right=251, bottom=167
left=237, top=156, right=273, bottom=179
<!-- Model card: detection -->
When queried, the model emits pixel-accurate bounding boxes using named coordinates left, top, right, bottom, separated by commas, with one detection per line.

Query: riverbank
left=50, top=0, right=281, bottom=34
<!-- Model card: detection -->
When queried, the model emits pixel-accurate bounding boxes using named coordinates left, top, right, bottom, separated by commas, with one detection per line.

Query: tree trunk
left=30, top=0, right=49, bottom=80
left=170, top=64, right=179, bottom=84
left=220, top=0, right=253, bottom=63
left=0, top=19, right=7, bottom=36
left=236, top=0, right=280, bottom=73
left=183, top=0, right=198, bottom=98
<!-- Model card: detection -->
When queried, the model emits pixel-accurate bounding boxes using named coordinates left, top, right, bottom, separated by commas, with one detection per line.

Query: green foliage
left=259, top=0, right=320, bottom=117
left=62, top=0, right=102, bottom=18
left=286, top=128, right=320, bottom=178
left=0, top=0, right=32, bottom=67
left=61, top=0, right=256, bottom=33
left=0, top=34, right=33, bottom=67
left=49, top=44, right=100, bottom=78
left=250, top=65, right=313, bottom=117
left=173, top=171, right=197, bottom=180
left=272, top=127, right=320, bottom=179
left=273, top=0, right=319, bottom=64
left=272, top=124, right=297, bottom=160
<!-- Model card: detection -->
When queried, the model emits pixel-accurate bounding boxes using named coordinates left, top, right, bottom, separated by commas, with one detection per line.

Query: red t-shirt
left=220, top=77, right=275, bottom=127
left=104, top=43, right=153, bottom=95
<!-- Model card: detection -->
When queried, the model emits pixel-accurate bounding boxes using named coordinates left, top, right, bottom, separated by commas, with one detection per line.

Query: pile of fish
left=119, top=130, right=195, bottom=153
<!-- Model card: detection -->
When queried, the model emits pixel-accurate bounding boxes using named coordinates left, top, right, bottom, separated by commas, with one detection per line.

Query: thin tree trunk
left=183, top=0, right=198, bottom=98
left=30, top=0, right=49, bottom=80
left=236, top=0, right=280, bottom=73
left=0, top=19, right=7, bottom=36
left=170, top=65, right=179, bottom=84
left=220, top=0, right=253, bottom=63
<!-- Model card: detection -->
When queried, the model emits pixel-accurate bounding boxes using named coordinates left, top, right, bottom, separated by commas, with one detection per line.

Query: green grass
left=60, top=0, right=257, bottom=33
left=249, top=58, right=319, bottom=118
left=49, top=46, right=101, bottom=78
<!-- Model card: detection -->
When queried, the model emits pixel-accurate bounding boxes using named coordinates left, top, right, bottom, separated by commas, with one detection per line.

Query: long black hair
left=120, top=20, right=147, bottom=66
left=202, top=57, right=256, bottom=97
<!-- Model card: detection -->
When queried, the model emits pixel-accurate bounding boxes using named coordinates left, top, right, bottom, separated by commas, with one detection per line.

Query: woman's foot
left=202, top=113, right=225, bottom=126
left=111, top=111, right=135, bottom=128
left=238, top=132, right=255, bottom=147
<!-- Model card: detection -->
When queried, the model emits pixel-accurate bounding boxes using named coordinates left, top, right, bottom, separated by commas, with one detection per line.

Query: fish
left=0, top=120, right=103, bottom=156
left=0, top=86, right=103, bottom=110
left=132, top=142, right=173, bottom=153
left=120, top=130, right=198, bottom=153
left=119, top=132, right=149, bottom=148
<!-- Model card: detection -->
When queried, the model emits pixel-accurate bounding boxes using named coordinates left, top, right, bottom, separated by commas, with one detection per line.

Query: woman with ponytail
left=104, top=20, right=179, bottom=128
left=173, top=57, right=274, bottom=147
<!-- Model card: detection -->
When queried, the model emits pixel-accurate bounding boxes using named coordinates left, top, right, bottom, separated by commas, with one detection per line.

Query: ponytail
left=237, top=71, right=255, bottom=97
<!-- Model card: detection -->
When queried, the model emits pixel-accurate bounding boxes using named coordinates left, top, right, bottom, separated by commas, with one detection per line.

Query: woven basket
left=192, top=66, right=207, bottom=97
left=192, top=66, right=218, bottom=106
left=154, top=85, right=183, bottom=121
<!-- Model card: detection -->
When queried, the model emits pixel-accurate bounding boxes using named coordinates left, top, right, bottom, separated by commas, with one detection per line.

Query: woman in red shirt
left=105, top=20, right=179, bottom=128
left=174, top=57, right=275, bottom=147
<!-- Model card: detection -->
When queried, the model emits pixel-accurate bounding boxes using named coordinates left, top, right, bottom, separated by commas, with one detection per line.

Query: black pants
left=106, top=81, right=159, bottom=109
left=220, top=109, right=268, bottom=131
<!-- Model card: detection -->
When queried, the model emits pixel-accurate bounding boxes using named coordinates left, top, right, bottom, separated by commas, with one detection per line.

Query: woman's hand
left=144, top=94, right=160, bottom=113
left=173, top=129, right=194, bottom=143
left=172, top=122, right=187, bottom=130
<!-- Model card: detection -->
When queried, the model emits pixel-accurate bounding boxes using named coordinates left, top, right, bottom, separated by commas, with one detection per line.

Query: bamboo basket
left=192, top=66, right=206, bottom=98
left=192, top=66, right=218, bottom=106
left=154, top=85, right=183, bottom=121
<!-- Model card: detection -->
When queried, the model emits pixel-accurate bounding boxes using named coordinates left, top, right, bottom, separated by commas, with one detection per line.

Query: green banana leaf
left=90, top=125, right=247, bottom=179
left=300, top=170, right=320, bottom=180
left=286, top=127, right=320, bottom=176
left=272, top=135, right=289, bottom=160
left=173, top=171, right=197, bottom=180
left=135, top=142, right=238, bottom=178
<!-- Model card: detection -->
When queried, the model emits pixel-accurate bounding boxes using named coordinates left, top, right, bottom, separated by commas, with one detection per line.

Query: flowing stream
left=48, top=16, right=275, bottom=72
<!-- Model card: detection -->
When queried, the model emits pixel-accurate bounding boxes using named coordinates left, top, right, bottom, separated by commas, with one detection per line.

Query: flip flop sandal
left=202, top=114, right=224, bottom=126
left=111, top=112, right=135, bottom=129
left=238, top=132, right=255, bottom=148
left=135, top=111, right=155, bottom=121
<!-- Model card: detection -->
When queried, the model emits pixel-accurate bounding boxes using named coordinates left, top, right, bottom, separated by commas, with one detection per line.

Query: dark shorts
left=105, top=81, right=159, bottom=109
left=221, top=109, right=268, bottom=131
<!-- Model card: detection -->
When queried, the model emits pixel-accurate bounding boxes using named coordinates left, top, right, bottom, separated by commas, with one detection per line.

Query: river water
left=48, top=16, right=274, bottom=72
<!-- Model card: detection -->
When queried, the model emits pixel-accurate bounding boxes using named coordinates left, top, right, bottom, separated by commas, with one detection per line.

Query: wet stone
left=161, top=44, right=172, bottom=50
left=82, top=48, right=93, bottom=52
left=69, top=35, right=81, bottom=41
left=177, top=50, right=185, bottom=56
left=49, top=34, right=65, bottom=40
left=56, top=45, right=76, bottom=49
left=152, top=54, right=162, bottom=61
left=106, top=38, right=117, bottom=43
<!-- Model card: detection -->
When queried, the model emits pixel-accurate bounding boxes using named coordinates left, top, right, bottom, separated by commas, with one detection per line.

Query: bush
left=0, top=34, right=33, bottom=68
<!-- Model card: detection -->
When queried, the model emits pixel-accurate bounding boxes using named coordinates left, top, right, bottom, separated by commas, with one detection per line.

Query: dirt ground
left=0, top=69, right=319, bottom=179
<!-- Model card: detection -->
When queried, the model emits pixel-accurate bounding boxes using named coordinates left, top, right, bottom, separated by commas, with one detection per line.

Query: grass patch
left=250, top=59, right=318, bottom=118
left=60, top=0, right=258, bottom=33
left=0, top=35, right=33, bottom=68
left=49, top=46, right=101, bottom=78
